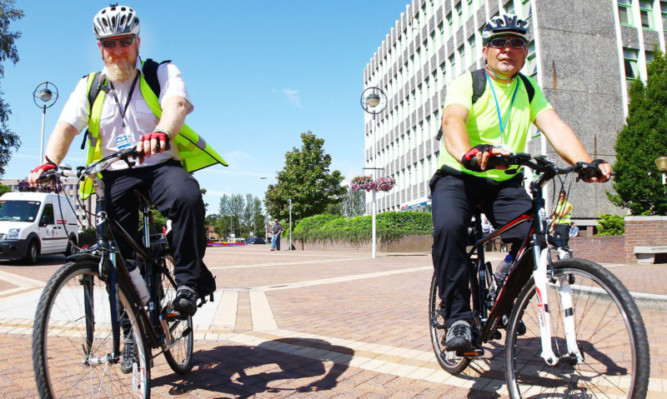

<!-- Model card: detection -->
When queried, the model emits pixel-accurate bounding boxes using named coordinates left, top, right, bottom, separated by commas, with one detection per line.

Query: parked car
left=246, top=237, right=266, bottom=245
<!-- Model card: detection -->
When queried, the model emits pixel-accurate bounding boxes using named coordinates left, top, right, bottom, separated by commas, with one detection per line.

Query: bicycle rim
left=160, top=255, right=194, bottom=374
left=505, top=259, right=650, bottom=398
left=32, top=259, right=151, bottom=398
left=428, top=274, right=471, bottom=374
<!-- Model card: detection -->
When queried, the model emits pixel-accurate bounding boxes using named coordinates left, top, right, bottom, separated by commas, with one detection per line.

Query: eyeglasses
left=488, top=38, right=527, bottom=49
left=99, top=36, right=136, bottom=49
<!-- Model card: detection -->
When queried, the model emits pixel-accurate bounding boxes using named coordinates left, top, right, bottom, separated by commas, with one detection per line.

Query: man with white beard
left=28, top=6, right=224, bottom=369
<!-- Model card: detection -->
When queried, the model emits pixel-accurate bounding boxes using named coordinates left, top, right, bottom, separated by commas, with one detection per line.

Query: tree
left=609, top=50, right=667, bottom=215
left=0, top=0, right=23, bottom=177
left=0, top=183, right=10, bottom=196
left=265, top=131, right=346, bottom=222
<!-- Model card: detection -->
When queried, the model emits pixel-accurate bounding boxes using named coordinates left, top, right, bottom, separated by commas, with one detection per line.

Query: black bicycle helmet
left=482, top=13, right=529, bottom=44
left=93, top=4, right=140, bottom=39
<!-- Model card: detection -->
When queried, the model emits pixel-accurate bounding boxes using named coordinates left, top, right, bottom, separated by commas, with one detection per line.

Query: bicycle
left=32, top=147, right=203, bottom=398
left=428, top=154, right=650, bottom=398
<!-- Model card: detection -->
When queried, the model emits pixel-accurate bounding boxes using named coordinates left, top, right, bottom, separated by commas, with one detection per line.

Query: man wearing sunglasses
left=430, top=13, right=612, bottom=352
left=28, top=5, right=220, bottom=323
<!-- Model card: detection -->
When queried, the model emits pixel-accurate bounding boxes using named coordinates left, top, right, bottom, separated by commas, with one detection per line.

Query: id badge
left=115, top=134, right=137, bottom=150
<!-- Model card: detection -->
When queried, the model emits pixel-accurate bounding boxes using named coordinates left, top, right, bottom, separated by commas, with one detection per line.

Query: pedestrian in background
left=271, top=219, right=283, bottom=251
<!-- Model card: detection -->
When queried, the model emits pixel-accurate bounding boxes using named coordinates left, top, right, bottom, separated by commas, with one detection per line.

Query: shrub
left=595, top=214, right=625, bottom=236
left=292, top=211, right=433, bottom=244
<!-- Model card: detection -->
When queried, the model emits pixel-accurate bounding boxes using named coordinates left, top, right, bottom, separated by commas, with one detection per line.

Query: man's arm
left=442, top=104, right=471, bottom=162
left=139, top=95, right=193, bottom=157
left=535, top=109, right=612, bottom=182
left=27, top=121, right=79, bottom=185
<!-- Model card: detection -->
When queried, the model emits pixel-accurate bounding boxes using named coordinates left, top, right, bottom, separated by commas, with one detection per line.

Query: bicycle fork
left=532, top=247, right=583, bottom=366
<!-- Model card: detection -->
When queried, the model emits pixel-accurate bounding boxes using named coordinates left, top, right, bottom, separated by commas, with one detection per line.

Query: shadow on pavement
left=151, top=337, right=353, bottom=398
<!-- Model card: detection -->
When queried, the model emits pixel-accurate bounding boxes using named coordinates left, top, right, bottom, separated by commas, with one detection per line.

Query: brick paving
left=0, top=246, right=665, bottom=398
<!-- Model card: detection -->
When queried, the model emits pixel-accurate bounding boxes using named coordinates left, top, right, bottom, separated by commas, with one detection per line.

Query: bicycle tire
left=32, top=258, right=151, bottom=398
left=159, top=255, right=194, bottom=374
left=505, top=258, right=650, bottom=398
left=428, top=273, right=471, bottom=374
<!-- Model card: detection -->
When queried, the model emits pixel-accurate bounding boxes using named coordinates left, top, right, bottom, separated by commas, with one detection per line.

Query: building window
left=662, top=1, right=667, bottom=31
left=449, top=54, right=456, bottom=75
left=455, top=2, right=462, bottom=17
left=522, top=0, right=532, bottom=19
left=646, top=51, right=655, bottom=64
left=618, top=0, right=633, bottom=26
left=623, top=48, right=639, bottom=80
left=639, top=1, right=654, bottom=29
left=468, top=36, right=477, bottom=65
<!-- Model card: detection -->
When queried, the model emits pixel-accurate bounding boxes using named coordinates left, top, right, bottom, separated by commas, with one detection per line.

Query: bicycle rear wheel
left=429, top=273, right=471, bottom=374
left=159, top=255, right=194, bottom=374
left=32, top=258, right=150, bottom=398
left=505, top=258, right=650, bottom=398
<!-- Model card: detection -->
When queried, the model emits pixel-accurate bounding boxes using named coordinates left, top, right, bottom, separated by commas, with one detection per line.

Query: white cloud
left=272, top=88, right=302, bottom=108
left=283, top=89, right=302, bottom=108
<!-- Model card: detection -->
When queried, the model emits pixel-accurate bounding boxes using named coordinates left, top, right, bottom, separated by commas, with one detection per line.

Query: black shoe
left=120, top=338, right=137, bottom=374
left=173, top=285, right=198, bottom=316
left=444, top=320, right=472, bottom=351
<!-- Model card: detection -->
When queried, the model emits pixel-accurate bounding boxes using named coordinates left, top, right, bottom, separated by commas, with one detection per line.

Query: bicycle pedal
left=456, top=348, right=484, bottom=357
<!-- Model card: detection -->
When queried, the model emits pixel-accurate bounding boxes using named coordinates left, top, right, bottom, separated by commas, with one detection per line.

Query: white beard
left=106, top=60, right=136, bottom=83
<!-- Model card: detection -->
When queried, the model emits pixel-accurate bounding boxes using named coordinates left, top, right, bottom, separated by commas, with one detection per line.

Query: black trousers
left=102, top=160, right=216, bottom=296
left=431, top=172, right=532, bottom=328
left=553, top=223, right=571, bottom=247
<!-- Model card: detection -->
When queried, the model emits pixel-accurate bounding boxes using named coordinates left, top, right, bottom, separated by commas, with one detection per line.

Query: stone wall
left=568, top=235, right=626, bottom=264
left=297, top=216, right=667, bottom=264
left=624, top=216, right=667, bottom=263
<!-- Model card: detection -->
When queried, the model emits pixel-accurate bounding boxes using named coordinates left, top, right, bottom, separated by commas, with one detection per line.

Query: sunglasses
left=99, top=36, right=136, bottom=49
left=488, top=38, right=527, bottom=49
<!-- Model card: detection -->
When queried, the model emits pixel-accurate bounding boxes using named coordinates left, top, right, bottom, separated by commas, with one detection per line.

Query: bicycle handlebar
left=38, top=147, right=140, bottom=183
left=486, top=153, right=605, bottom=181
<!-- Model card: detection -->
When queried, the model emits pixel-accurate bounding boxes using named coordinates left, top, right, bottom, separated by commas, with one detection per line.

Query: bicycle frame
left=78, top=175, right=168, bottom=365
left=467, top=169, right=583, bottom=366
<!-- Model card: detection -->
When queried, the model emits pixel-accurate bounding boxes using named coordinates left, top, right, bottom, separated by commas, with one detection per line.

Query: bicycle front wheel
left=505, top=258, right=650, bottom=398
left=429, top=273, right=471, bottom=374
left=159, top=255, right=194, bottom=374
left=32, top=258, right=151, bottom=398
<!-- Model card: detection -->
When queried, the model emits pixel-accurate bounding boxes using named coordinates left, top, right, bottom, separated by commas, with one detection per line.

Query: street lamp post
left=360, top=87, right=387, bottom=258
left=288, top=198, right=292, bottom=251
left=33, top=82, right=59, bottom=163
left=656, top=156, right=667, bottom=186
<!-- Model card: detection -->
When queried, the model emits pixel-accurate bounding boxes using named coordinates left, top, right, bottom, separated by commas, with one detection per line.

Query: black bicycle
left=428, top=154, right=650, bottom=398
left=32, top=148, right=199, bottom=398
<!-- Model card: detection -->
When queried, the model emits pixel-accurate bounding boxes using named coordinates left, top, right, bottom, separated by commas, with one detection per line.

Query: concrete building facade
left=362, top=0, right=666, bottom=222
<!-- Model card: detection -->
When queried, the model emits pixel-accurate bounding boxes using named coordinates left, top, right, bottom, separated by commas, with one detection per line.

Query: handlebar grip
left=37, top=169, right=57, bottom=182
left=576, top=162, right=603, bottom=180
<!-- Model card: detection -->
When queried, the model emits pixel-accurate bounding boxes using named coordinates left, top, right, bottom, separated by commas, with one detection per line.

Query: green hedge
left=292, top=211, right=433, bottom=244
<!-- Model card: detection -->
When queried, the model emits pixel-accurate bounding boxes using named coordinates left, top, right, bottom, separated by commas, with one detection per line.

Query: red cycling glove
left=31, top=157, right=56, bottom=174
left=461, top=144, right=494, bottom=172
left=138, top=130, right=171, bottom=152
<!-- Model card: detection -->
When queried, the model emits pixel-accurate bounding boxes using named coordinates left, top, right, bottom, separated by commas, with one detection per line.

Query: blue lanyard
left=486, top=74, right=519, bottom=144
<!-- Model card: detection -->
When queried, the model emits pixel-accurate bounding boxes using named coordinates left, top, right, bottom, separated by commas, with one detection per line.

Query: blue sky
left=2, top=0, right=410, bottom=215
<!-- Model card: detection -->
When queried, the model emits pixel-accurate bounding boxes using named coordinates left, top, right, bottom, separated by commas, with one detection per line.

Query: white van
left=0, top=192, right=79, bottom=264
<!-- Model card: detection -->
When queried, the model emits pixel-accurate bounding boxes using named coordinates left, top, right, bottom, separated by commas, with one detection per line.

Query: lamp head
left=366, top=93, right=381, bottom=108
left=38, top=88, right=53, bottom=102
left=656, top=156, right=667, bottom=173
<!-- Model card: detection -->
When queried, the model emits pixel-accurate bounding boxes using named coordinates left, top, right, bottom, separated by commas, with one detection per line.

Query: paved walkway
left=0, top=246, right=664, bottom=398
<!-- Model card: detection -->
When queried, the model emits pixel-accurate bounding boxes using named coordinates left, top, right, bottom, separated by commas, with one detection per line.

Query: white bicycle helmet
left=93, top=4, right=140, bottom=39
left=482, top=13, right=529, bottom=44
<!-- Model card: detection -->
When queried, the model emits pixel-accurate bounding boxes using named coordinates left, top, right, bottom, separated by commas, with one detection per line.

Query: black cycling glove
left=461, top=144, right=494, bottom=172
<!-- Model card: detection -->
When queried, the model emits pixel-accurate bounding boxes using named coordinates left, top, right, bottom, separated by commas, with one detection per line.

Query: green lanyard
left=486, top=74, right=519, bottom=144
